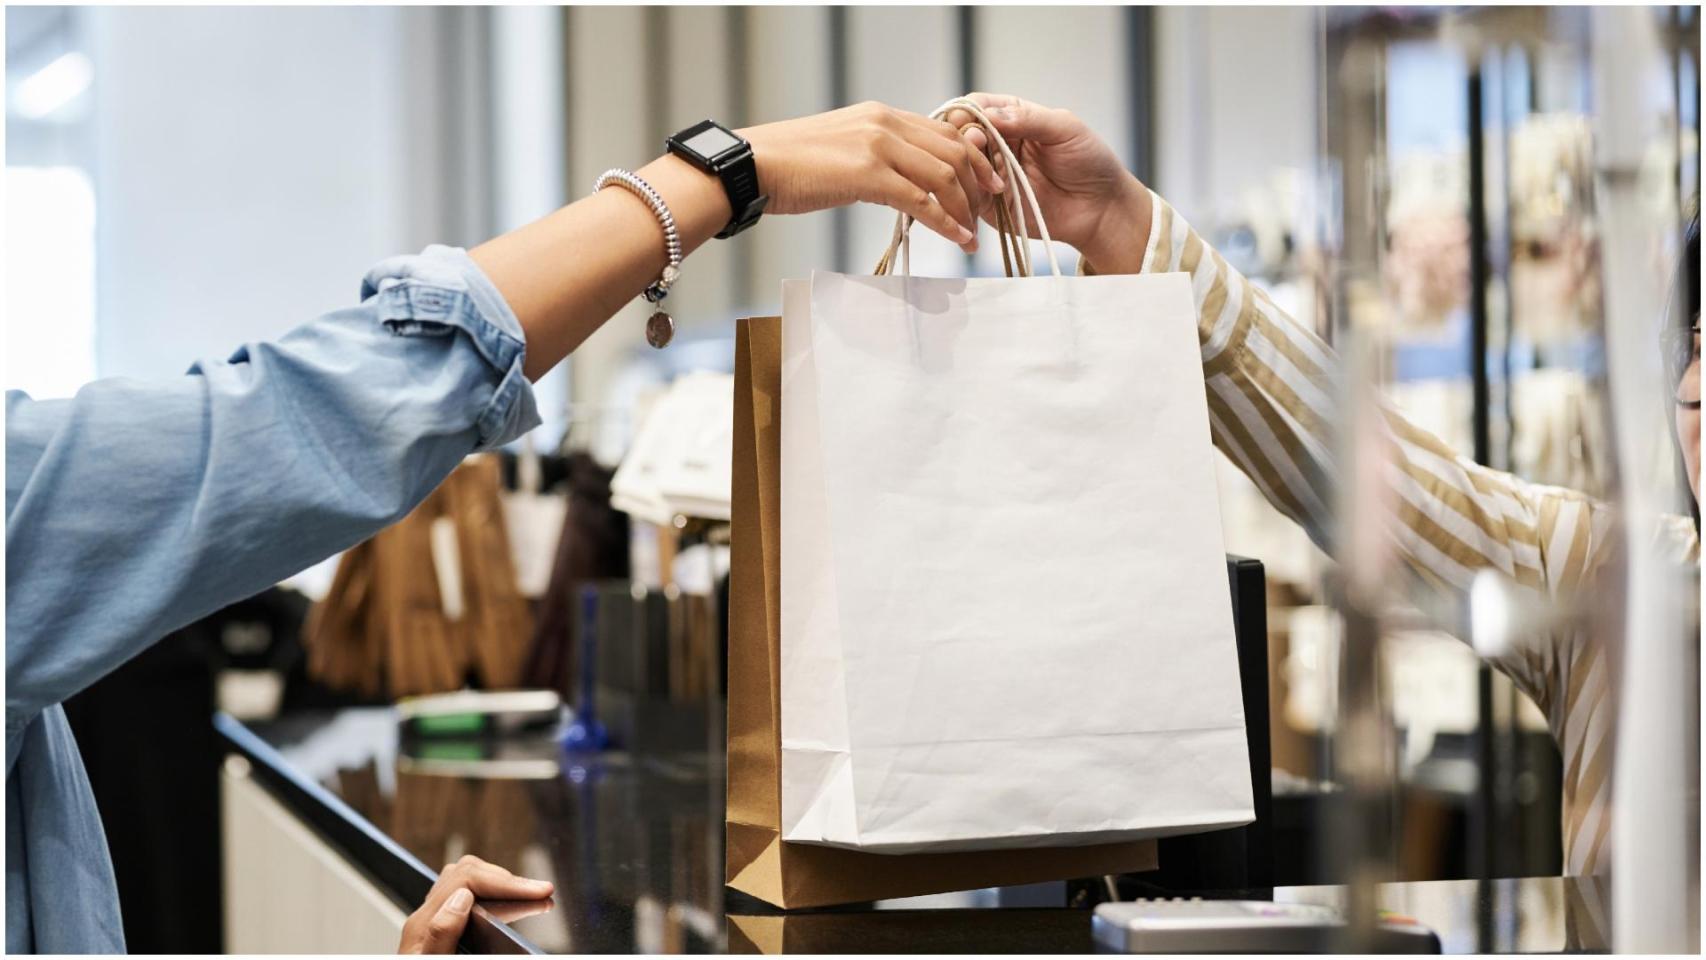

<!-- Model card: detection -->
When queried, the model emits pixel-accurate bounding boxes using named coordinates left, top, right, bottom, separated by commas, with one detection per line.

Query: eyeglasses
left=1669, top=320, right=1701, bottom=409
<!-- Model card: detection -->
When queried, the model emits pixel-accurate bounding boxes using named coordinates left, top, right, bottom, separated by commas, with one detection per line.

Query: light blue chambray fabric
left=4, top=246, right=540, bottom=953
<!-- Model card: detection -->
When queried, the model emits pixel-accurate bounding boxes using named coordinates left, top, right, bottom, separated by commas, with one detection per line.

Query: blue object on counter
left=561, top=585, right=611, bottom=752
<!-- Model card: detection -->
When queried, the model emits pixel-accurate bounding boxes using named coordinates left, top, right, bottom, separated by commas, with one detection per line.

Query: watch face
left=681, top=124, right=742, bottom=160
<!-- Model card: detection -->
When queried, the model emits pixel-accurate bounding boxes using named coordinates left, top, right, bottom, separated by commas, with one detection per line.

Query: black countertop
left=216, top=708, right=1612, bottom=954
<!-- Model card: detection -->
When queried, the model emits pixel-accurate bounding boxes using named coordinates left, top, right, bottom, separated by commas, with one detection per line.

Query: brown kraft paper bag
left=725, top=316, right=1158, bottom=909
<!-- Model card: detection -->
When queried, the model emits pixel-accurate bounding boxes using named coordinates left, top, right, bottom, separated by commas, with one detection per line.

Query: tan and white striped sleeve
left=1120, top=190, right=1700, bottom=714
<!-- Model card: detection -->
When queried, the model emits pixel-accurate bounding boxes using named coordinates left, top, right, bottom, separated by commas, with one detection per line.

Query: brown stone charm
left=646, top=309, right=675, bottom=349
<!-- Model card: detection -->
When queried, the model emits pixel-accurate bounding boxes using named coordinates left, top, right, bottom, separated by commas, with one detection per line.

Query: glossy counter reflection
left=244, top=708, right=1611, bottom=954
left=253, top=708, right=722, bottom=953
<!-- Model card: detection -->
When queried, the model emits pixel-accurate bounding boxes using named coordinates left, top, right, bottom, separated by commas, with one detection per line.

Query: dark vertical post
left=644, top=7, right=667, bottom=136
left=829, top=5, right=851, bottom=272
left=1467, top=66, right=1500, bottom=950
left=1125, top=6, right=1156, bottom=186
left=728, top=5, right=753, bottom=308
left=1469, top=70, right=1492, bottom=468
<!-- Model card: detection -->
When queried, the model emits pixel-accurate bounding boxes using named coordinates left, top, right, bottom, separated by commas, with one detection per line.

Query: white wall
left=1155, top=6, right=1318, bottom=228
left=70, top=6, right=1320, bottom=392
left=973, top=6, right=1131, bottom=276
left=85, top=7, right=427, bottom=380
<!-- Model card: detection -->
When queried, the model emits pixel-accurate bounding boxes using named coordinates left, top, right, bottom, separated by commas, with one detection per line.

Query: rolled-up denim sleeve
left=4, top=245, right=539, bottom=747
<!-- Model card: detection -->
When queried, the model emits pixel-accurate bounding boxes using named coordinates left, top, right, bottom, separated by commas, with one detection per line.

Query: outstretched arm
left=4, top=103, right=1001, bottom=757
left=479, top=103, right=1001, bottom=378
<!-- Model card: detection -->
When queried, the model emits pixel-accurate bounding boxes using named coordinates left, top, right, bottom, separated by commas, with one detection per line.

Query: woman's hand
left=741, top=101, right=1005, bottom=255
left=945, top=93, right=1152, bottom=274
left=397, top=855, right=555, bottom=954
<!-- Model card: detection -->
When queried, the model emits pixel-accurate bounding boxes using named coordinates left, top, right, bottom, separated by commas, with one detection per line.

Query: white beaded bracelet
left=594, top=168, right=681, bottom=348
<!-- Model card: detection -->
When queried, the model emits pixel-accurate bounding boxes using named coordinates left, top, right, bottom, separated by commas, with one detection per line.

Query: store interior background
left=5, top=4, right=1699, bottom=953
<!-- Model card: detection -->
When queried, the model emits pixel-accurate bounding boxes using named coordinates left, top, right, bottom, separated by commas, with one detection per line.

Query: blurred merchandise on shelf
left=500, top=440, right=570, bottom=600
left=1269, top=604, right=1560, bottom=880
left=1509, top=367, right=1612, bottom=495
left=611, top=371, right=736, bottom=526
left=573, top=580, right=723, bottom=756
left=523, top=452, right=630, bottom=698
left=1210, top=168, right=1314, bottom=284
left=1509, top=114, right=1601, bottom=346
left=304, top=454, right=533, bottom=698
left=1384, top=151, right=1470, bottom=333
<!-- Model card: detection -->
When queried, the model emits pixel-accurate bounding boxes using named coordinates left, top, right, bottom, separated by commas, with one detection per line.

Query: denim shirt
left=4, top=246, right=541, bottom=953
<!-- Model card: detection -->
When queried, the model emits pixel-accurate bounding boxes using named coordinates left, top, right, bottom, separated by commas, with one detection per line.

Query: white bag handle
left=874, top=96, right=1063, bottom=279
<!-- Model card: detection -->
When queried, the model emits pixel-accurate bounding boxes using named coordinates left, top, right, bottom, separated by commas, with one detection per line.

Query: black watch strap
left=714, top=147, right=767, bottom=239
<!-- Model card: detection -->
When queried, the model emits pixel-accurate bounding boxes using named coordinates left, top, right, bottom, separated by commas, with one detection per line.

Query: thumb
left=980, top=99, right=1080, bottom=145
left=413, top=888, right=474, bottom=954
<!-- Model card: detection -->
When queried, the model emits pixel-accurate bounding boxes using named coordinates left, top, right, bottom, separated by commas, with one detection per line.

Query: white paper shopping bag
left=777, top=97, right=1254, bottom=856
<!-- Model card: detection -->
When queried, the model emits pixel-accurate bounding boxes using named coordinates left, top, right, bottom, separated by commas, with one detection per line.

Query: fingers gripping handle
left=873, top=96, right=1064, bottom=279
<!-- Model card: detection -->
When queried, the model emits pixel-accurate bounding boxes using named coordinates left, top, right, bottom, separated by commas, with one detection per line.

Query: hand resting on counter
left=398, top=855, right=555, bottom=954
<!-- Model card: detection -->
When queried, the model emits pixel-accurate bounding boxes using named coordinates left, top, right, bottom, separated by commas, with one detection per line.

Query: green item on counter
left=412, top=712, right=486, bottom=736
left=395, top=689, right=562, bottom=739
left=414, top=741, right=486, bottom=761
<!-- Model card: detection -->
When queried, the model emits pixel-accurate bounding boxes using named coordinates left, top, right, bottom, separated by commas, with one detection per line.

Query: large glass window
left=6, top=8, right=97, bottom=399
left=5, top=166, right=96, bottom=398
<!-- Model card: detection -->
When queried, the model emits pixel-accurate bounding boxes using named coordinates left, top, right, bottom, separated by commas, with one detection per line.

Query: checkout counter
left=213, top=556, right=1619, bottom=954
left=216, top=705, right=1613, bottom=954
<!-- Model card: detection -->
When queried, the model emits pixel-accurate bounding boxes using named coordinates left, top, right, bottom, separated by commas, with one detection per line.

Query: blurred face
left=1677, top=318, right=1701, bottom=501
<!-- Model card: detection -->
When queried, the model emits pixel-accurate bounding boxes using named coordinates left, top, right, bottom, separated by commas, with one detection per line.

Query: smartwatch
left=666, top=119, right=769, bottom=239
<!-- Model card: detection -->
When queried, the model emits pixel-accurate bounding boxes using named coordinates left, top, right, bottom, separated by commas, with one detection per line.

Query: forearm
left=1092, top=188, right=1617, bottom=603
left=1088, top=189, right=1624, bottom=712
left=471, top=154, right=731, bottom=381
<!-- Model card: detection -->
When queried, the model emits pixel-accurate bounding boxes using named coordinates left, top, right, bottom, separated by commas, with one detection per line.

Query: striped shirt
left=1116, top=190, right=1700, bottom=876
